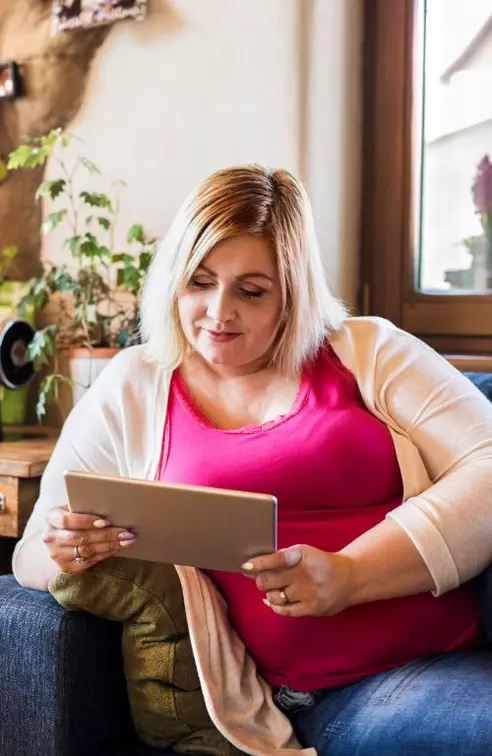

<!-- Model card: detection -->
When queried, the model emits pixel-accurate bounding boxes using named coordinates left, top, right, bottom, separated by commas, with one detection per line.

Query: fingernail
left=120, top=538, right=135, bottom=548
left=262, top=598, right=272, bottom=607
left=241, top=561, right=254, bottom=571
left=93, top=518, right=109, bottom=529
left=118, top=531, right=134, bottom=542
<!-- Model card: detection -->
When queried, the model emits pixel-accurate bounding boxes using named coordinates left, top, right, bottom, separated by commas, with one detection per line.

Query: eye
left=240, top=288, right=265, bottom=300
left=189, top=278, right=213, bottom=290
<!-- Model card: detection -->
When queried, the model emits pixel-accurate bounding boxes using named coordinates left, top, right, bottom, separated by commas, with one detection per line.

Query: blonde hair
left=140, top=165, right=347, bottom=375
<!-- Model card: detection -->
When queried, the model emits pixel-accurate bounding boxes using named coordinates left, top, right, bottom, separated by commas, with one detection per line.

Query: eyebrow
left=197, top=264, right=274, bottom=283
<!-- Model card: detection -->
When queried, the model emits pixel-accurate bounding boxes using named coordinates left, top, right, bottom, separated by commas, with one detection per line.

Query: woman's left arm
left=245, top=519, right=436, bottom=618
left=369, top=324, right=492, bottom=597
left=248, top=323, right=492, bottom=615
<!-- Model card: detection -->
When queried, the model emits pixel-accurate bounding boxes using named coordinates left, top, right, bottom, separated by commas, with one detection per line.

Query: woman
left=13, top=165, right=492, bottom=756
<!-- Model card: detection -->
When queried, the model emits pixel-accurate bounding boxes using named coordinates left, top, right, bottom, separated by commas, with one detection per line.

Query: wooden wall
left=0, top=0, right=109, bottom=279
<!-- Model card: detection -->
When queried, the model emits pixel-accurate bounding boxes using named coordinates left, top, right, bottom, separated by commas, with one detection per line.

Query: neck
left=186, top=352, right=274, bottom=381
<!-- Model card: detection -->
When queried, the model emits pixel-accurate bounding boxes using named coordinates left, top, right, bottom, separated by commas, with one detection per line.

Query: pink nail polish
left=118, top=531, right=134, bottom=541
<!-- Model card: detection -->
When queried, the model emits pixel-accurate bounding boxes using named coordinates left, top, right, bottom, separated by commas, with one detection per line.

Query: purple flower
left=472, top=155, right=492, bottom=214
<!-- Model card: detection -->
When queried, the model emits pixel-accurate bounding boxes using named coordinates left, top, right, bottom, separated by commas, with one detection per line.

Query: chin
left=204, top=350, right=239, bottom=366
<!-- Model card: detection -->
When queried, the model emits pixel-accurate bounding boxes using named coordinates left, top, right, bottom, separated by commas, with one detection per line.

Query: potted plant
left=6, top=129, right=157, bottom=421
left=445, top=155, right=492, bottom=290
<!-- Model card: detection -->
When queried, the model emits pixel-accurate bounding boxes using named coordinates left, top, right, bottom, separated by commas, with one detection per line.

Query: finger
left=59, top=547, right=122, bottom=574
left=255, top=568, right=293, bottom=593
left=46, top=506, right=110, bottom=532
left=262, top=598, right=307, bottom=618
left=42, top=526, right=135, bottom=548
left=265, top=588, right=299, bottom=606
left=242, top=545, right=303, bottom=574
left=52, top=539, right=132, bottom=566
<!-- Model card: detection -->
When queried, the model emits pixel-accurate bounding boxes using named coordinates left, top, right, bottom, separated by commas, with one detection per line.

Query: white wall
left=43, top=0, right=361, bottom=308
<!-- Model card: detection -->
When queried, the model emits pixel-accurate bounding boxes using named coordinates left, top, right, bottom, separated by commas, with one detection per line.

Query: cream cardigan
left=13, top=317, right=492, bottom=756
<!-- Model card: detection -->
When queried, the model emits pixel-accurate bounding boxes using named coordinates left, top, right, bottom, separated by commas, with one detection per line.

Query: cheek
left=249, top=303, right=282, bottom=340
left=177, top=295, right=199, bottom=333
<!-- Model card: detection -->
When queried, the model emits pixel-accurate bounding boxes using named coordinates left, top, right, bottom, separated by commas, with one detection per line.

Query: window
left=361, top=0, right=492, bottom=357
left=419, top=0, right=492, bottom=293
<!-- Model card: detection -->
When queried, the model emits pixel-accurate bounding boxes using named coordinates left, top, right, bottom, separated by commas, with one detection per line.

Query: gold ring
left=279, top=589, right=289, bottom=605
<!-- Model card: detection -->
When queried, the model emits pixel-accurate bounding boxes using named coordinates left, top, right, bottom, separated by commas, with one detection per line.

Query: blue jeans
left=275, top=568, right=492, bottom=756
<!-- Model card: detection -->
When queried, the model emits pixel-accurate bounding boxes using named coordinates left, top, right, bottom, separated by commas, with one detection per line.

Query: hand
left=42, top=505, right=136, bottom=573
left=242, top=545, right=355, bottom=617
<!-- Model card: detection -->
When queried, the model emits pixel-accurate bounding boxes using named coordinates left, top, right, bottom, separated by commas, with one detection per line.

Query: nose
left=206, top=287, right=236, bottom=325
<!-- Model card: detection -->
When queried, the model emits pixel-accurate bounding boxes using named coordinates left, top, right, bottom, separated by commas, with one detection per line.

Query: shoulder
left=330, top=316, right=414, bottom=367
left=93, top=345, right=163, bottom=386
left=330, top=316, right=454, bottom=384
left=80, top=345, right=170, bottom=411
left=333, top=316, right=403, bottom=345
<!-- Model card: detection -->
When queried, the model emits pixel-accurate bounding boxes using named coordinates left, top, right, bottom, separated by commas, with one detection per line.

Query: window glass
left=418, top=0, right=492, bottom=291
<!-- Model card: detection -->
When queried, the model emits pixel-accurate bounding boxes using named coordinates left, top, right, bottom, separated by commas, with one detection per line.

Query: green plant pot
left=0, top=282, right=34, bottom=426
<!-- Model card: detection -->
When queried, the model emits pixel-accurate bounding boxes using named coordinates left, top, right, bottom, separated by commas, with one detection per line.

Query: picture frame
left=52, top=1, right=147, bottom=35
left=0, top=63, right=22, bottom=102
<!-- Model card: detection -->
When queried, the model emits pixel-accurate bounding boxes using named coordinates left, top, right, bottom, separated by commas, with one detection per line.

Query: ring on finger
left=73, top=545, right=87, bottom=564
left=279, top=588, right=290, bottom=605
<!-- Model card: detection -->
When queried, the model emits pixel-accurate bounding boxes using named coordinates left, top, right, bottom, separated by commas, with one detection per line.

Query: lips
left=205, top=329, right=241, bottom=342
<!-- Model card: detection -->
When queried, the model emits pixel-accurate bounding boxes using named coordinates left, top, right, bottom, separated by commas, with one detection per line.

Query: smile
left=205, top=330, right=241, bottom=342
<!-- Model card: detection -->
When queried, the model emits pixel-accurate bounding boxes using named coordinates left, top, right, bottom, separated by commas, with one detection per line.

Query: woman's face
left=178, top=235, right=283, bottom=374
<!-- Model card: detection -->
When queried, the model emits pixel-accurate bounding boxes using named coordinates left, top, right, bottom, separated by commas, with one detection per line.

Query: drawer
left=0, top=476, right=41, bottom=538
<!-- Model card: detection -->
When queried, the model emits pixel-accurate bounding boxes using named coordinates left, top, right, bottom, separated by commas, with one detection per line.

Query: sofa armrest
left=0, top=574, right=136, bottom=756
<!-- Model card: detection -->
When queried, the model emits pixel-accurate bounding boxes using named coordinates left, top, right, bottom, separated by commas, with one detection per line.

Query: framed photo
left=0, top=63, right=21, bottom=101
left=52, top=1, right=147, bottom=35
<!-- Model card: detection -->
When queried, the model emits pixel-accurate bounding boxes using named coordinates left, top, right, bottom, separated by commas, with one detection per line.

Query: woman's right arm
left=13, top=406, right=121, bottom=589
left=13, top=356, right=132, bottom=590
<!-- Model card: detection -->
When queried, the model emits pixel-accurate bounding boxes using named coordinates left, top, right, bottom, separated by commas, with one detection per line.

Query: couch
left=1, top=372, right=491, bottom=756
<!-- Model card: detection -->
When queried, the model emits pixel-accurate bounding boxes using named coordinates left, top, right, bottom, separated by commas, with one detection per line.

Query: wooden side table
left=0, top=427, right=57, bottom=573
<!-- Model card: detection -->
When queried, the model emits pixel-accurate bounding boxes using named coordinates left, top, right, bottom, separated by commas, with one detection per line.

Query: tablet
left=64, top=469, right=277, bottom=572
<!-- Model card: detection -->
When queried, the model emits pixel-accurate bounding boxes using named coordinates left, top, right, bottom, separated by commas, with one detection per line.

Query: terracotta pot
left=68, top=347, right=120, bottom=405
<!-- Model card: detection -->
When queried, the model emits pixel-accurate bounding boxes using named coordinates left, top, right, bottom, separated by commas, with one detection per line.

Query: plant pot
left=68, top=347, right=119, bottom=405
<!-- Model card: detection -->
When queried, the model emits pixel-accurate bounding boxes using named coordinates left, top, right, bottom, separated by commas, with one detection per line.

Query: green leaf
left=111, top=253, right=133, bottom=264
left=42, top=209, right=68, bottom=235
left=122, top=266, right=140, bottom=293
left=35, top=179, right=66, bottom=201
left=27, top=325, right=58, bottom=371
left=42, top=129, right=63, bottom=149
left=126, top=223, right=145, bottom=244
left=1, top=245, right=18, bottom=260
left=36, top=388, right=48, bottom=423
left=66, top=235, right=83, bottom=258
left=80, top=157, right=101, bottom=176
left=79, top=191, right=113, bottom=212
left=36, top=371, right=76, bottom=423
left=139, top=250, right=152, bottom=273
left=97, top=216, right=111, bottom=231
left=79, top=235, right=103, bottom=260
left=7, top=130, right=60, bottom=170
left=116, top=328, right=130, bottom=348
left=7, top=144, right=45, bottom=170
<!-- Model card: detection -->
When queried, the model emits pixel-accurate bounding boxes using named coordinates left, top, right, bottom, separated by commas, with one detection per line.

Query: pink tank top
left=157, top=346, right=480, bottom=691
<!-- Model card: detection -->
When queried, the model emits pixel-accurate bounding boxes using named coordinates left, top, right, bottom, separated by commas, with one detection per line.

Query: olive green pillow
left=49, top=558, right=241, bottom=756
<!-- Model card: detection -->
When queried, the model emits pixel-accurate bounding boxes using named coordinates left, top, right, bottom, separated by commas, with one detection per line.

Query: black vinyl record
left=0, top=318, right=35, bottom=390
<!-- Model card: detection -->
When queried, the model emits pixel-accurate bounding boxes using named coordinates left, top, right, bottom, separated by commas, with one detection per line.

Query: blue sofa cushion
left=464, top=372, right=492, bottom=401
left=0, top=574, right=161, bottom=756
